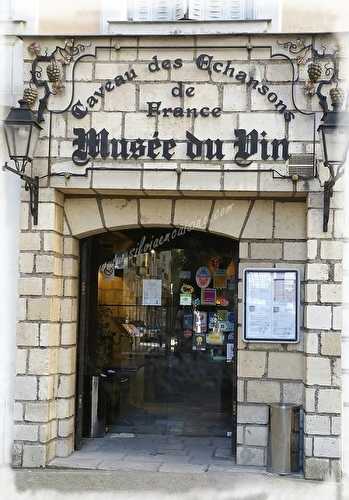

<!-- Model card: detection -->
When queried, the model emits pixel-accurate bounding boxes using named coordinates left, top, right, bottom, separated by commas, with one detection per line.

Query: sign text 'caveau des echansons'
left=70, top=53, right=293, bottom=167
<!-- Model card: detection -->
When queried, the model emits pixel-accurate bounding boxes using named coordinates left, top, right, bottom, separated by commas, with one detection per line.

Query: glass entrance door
left=91, top=229, right=237, bottom=439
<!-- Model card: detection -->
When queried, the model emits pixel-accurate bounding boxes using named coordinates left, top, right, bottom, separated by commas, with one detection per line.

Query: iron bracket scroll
left=2, top=162, right=39, bottom=225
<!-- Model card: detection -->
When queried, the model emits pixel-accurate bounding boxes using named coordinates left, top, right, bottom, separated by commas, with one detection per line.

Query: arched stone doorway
left=76, top=226, right=240, bottom=461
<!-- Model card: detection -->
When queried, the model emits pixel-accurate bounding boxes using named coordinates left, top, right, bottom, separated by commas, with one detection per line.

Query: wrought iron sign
left=20, top=37, right=348, bottom=230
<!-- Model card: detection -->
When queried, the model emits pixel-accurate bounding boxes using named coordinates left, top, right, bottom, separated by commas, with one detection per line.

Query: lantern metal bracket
left=2, top=162, right=39, bottom=225
left=323, top=162, right=344, bottom=232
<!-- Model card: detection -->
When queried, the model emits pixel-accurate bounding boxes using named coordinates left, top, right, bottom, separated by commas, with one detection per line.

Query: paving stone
left=98, top=460, right=161, bottom=472
left=49, top=457, right=101, bottom=469
left=214, top=447, right=233, bottom=459
left=158, top=463, right=206, bottom=473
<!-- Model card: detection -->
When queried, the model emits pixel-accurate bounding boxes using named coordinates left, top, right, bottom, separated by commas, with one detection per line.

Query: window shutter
left=189, top=0, right=248, bottom=20
left=131, top=0, right=187, bottom=21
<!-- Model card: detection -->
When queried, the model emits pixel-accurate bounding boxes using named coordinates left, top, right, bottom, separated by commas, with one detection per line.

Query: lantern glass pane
left=27, top=125, right=40, bottom=161
left=4, top=122, right=32, bottom=159
left=321, top=126, right=349, bottom=164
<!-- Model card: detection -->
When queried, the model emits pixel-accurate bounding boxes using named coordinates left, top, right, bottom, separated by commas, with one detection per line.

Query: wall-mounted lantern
left=317, top=109, right=349, bottom=232
left=2, top=99, right=42, bottom=225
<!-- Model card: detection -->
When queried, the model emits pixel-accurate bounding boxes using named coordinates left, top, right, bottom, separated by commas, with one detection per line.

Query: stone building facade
left=13, top=32, right=345, bottom=480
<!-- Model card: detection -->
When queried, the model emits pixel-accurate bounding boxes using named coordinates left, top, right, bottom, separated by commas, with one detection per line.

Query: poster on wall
left=195, top=267, right=211, bottom=288
left=142, top=279, right=162, bottom=306
left=243, top=269, right=299, bottom=343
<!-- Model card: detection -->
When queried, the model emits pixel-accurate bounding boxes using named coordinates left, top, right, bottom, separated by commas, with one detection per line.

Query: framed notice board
left=243, top=268, right=300, bottom=343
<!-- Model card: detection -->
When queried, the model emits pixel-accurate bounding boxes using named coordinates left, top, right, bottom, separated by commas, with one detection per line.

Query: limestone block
left=307, top=209, right=333, bottom=239
left=304, top=332, right=319, bottom=354
left=124, top=113, right=156, bottom=139
left=64, top=279, right=79, bottom=297
left=67, top=113, right=91, bottom=138
left=20, top=203, right=29, bottom=231
left=57, top=374, right=75, bottom=398
left=94, top=63, right=129, bottom=80
left=131, top=62, right=169, bottom=81
left=208, top=200, right=250, bottom=238
left=305, top=284, right=318, bottom=304
left=19, top=253, right=34, bottom=273
left=223, top=84, right=248, bottom=111
left=320, top=284, right=341, bottom=303
left=306, top=263, right=329, bottom=281
left=268, top=352, right=303, bottom=380
left=16, top=349, right=27, bottom=375
left=58, top=417, right=75, bottom=438
left=58, top=348, right=76, bottom=375
left=236, top=446, right=265, bottom=466
left=334, top=264, right=342, bottom=282
left=237, top=380, right=244, bottom=402
left=237, top=425, right=243, bottom=444
left=180, top=171, right=221, bottom=191
left=138, top=47, right=194, bottom=61
left=313, top=437, right=340, bottom=458
left=15, top=376, right=37, bottom=400
left=43, top=233, right=63, bottom=254
left=63, top=237, right=79, bottom=257
left=284, top=242, right=307, bottom=261
left=317, top=389, right=341, bottom=413
left=193, top=114, right=237, bottom=141
left=274, top=202, right=306, bottom=239
left=288, top=115, right=315, bottom=141
left=36, top=255, right=62, bottom=275
left=307, top=240, right=318, bottom=260
left=61, top=323, right=77, bottom=346
left=304, top=437, right=313, bottom=457
left=22, top=444, right=46, bottom=467
left=241, top=200, right=273, bottom=239
left=56, top=436, right=74, bottom=458
left=244, top=425, right=268, bottom=446
left=183, top=83, right=219, bottom=110
left=283, top=382, right=303, bottom=404
left=173, top=199, right=212, bottom=229
left=304, top=457, right=330, bottom=480
left=39, top=323, right=60, bottom=347
left=60, top=298, right=78, bottom=322
left=334, top=210, right=344, bottom=238
left=14, top=423, right=38, bottom=442
left=57, top=398, right=75, bottom=419
left=39, top=420, right=58, bottom=443
left=305, top=387, right=316, bottom=412
left=101, top=198, right=138, bottom=230
left=104, top=83, right=136, bottom=111
left=332, top=358, right=341, bottom=386
left=238, top=351, right=266, bottom=378
left=36, top=204, right=63, bottom=233
left=27, top=298, right=60, bottom=322
left=18, top=298, right=26, bottom=322
left=266, top=63, right=293, bottom=81
left=143, top=168, right=178, bottom=192
left=92, top=169, right=142, bottom=193
left=25, top=402, right=50, bottom=423
left=237, top=404, right=268, bottom=424
left=45, top=278, right=63, bottom=297
left=320, top=241, right=343, bottom=260
left=28, top=348, right=58, bottom=376
left=62, top=258, right=79, bottom=278
left=239, top=112, right=286, bottom=138
left=158, top=116, right=192, bottom=140
left=251, top=83, right=307, bottom=111
left=139, top=83, right=179, bottom=111
left=169, top=62, right=208, bottom=82
left=321, top=333, right=341, bottom=356
left=17, top=323, right=39, bottom=347
left=305, top=305, right=332, bottom=330
left=65, top=198, right=103, bottom=238
left=305, top=357, right=332, bottom=386
left=91, top=111, right=122, bottom=138
left=239, top=242, right=249, bottom=259
left=38, top=375, right=56, bottom=400
left=20, top=233, right=41, bottom=251
left=247, top=381, right=280, bottom=403
left=250, top=243, right=282, bottom=260
left=139, top=199, right=172, bottom=226
left=331, top=416, right=341, bottom=435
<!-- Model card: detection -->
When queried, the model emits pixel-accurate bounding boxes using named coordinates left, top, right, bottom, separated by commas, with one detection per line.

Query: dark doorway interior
left=76, top=228, right=239, bottom=456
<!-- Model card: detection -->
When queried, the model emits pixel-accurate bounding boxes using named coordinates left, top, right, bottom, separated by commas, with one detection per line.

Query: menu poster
left=180, top=293, right=192, bottom=306
left=243, top=269, right=299, bottom=343
left=213, top=270, right=227, bottom=289
left=142, top=279, right=162, bottom=306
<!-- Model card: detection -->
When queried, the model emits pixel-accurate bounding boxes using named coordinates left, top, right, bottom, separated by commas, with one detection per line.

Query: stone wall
left=13, top=33, right=344, bottom=479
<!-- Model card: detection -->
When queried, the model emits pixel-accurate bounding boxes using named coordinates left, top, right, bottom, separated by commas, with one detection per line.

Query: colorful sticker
left=181, top=283, right=194, bottom=294
left=201, top=288, right=216, bottom=305
left=183, top=313, right=193, bottom=330
left=206, top=330, right=224, bottom=345
left=180, top=293, right=192, bottom=305
left=192, top=333, right=206, bottom=351
left=195, top=266, right=211, bottom=288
